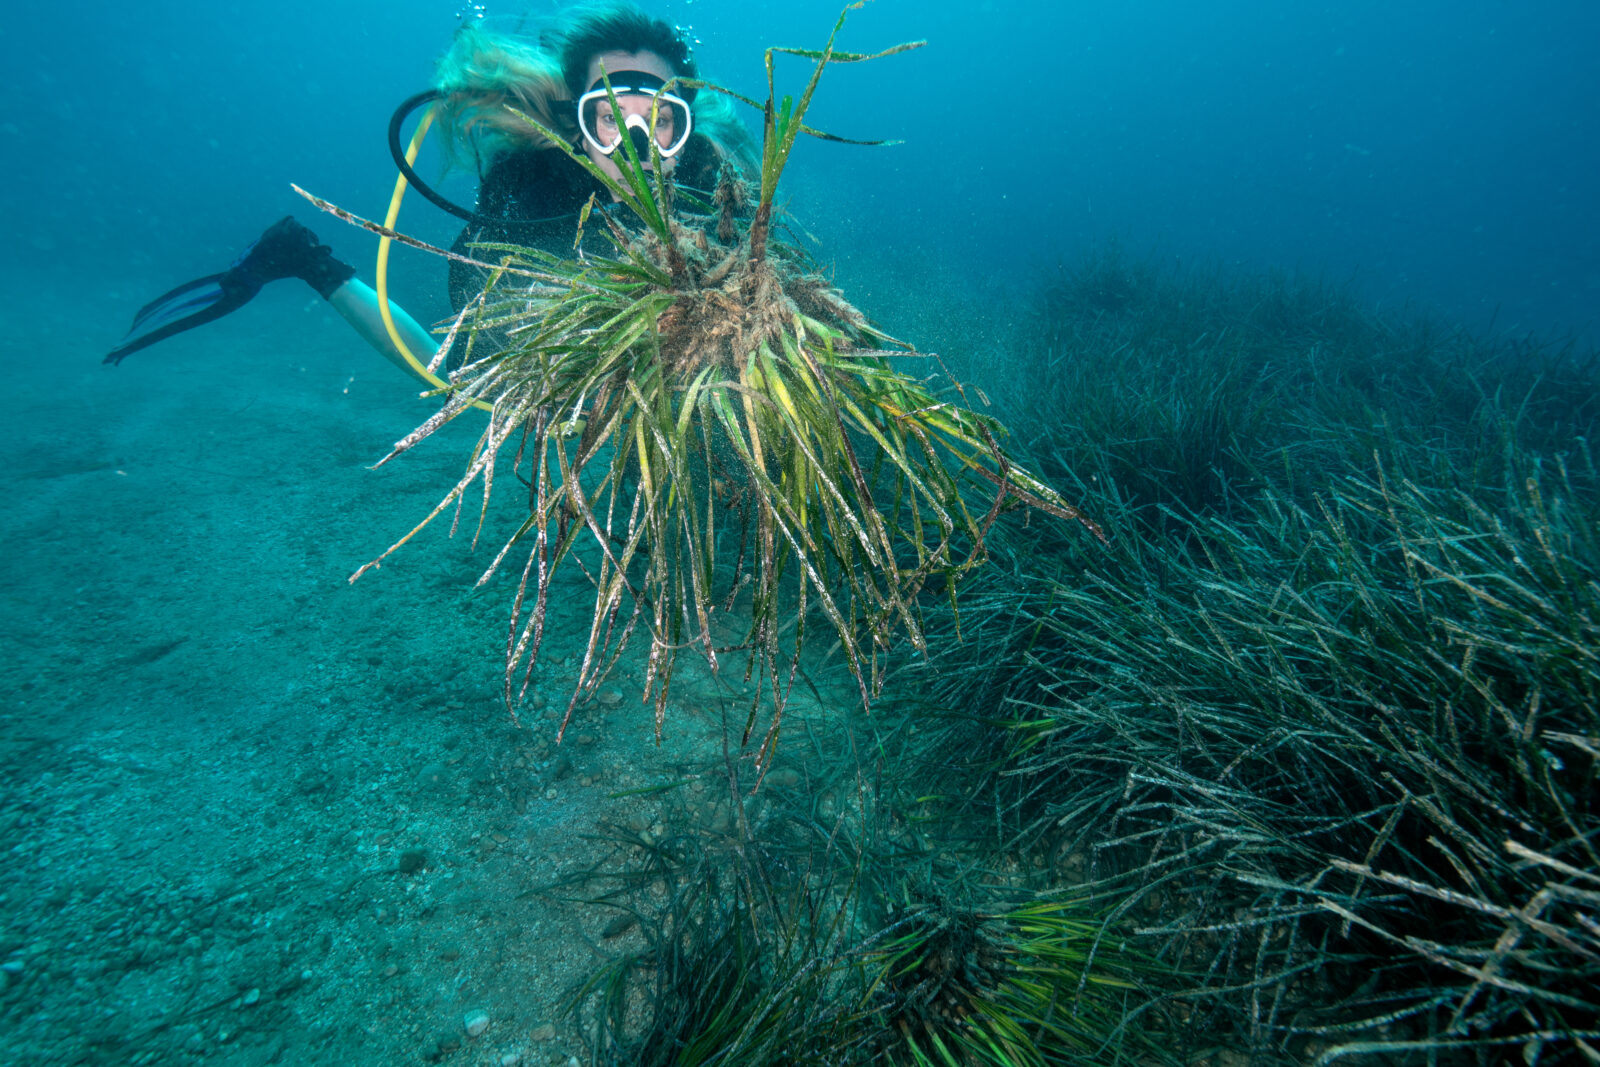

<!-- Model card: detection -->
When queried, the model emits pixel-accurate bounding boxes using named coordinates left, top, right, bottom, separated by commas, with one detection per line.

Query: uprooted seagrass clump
left=353, top=11, right=1099, bottom=764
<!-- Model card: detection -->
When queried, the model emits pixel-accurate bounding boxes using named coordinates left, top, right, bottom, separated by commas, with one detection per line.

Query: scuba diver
left=103, top=3, right=754, bottom=377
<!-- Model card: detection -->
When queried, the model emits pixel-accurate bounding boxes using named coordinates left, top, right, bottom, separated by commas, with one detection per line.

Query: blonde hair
left=430, top=24, right=571, bottom=170
left=430, top=6, right=755, bottom=177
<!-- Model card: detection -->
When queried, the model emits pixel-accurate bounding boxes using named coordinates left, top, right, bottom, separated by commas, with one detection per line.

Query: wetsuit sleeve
left=444, top=135, right=732, bottom=318
left=448, top=149, right=602, bottom=313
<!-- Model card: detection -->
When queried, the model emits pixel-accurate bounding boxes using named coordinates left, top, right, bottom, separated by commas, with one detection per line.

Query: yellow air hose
left=376, top=106, right=493, bottom=412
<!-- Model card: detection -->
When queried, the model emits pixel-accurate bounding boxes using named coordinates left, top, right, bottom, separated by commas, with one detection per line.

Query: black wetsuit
left=446, top=133, right=725, bottom=315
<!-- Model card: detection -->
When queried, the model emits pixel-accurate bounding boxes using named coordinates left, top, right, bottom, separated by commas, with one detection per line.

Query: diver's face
left=582, top=49, right=680, bottom=187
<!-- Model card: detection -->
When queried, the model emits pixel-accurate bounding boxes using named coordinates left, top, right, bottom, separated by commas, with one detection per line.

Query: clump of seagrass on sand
left=335, top=9, right=1098, bottom=767
left=549, top=708, right=1165, bottom=1067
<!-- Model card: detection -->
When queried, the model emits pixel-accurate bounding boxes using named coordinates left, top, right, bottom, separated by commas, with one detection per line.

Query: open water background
left=2, top=0, right=1596, bottom=342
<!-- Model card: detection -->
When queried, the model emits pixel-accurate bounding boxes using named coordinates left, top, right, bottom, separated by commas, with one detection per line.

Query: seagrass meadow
left=517, top=241, right=1600, bottom=1064
left=855, top=247, right=1600, bottom=1065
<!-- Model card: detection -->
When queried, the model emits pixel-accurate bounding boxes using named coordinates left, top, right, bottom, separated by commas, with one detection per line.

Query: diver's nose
left=626, top=125, right=652, bottom=159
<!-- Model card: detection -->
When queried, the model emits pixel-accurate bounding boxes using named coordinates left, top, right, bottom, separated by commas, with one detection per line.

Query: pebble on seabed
left=463, top=1009, right=490, bottom=1038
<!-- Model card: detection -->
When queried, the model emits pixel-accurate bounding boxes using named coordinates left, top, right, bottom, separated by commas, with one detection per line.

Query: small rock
left=294, top=768, right=333, bottom=796
left=601, top=913, right=638, bottom=939
left=499, top=1053, right=522, bottom=1066
left=530, top=1023, right=556, bottom=1042
left=239, top=987, right=261, bottom=1008
left=463, top=1009, right=490, bottom=1038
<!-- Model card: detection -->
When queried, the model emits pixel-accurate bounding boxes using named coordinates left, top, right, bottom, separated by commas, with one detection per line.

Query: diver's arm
left=325, top=279, right=442, bottom=381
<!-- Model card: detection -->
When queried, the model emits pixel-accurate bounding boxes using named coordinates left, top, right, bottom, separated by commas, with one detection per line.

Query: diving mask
left=576, top=71, right=693, bottom=159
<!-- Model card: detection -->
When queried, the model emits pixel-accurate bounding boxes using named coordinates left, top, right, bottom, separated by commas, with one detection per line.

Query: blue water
left=1, top=2, right=1597, bottom=1063
left=3, top=0, right=1597, bottom=339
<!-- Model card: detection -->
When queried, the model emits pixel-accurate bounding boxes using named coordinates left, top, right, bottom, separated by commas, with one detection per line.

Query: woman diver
left=102, top=3, right=754, bottom=375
